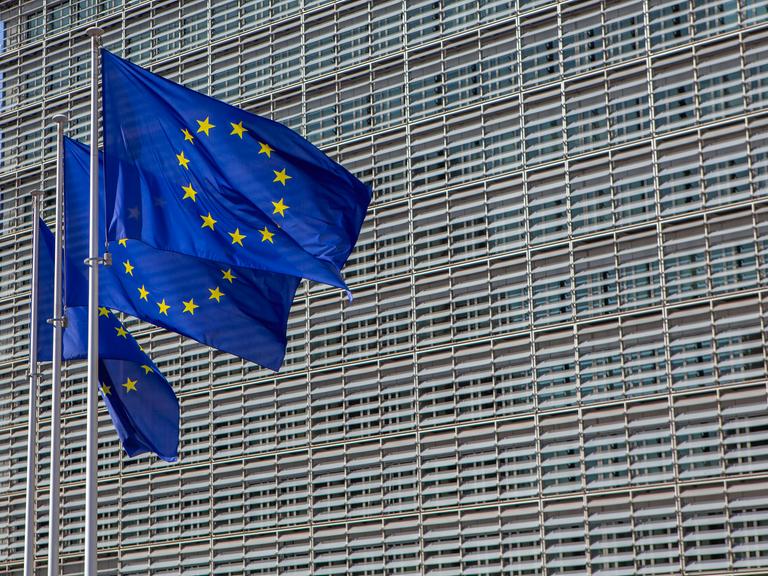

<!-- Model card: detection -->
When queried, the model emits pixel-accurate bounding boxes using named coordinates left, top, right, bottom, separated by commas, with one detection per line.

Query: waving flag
left=101, top=49, right=371, bottom=293
left=36, top=221, right=179, bottom=461
left=64, top=137, right=298, bottom=370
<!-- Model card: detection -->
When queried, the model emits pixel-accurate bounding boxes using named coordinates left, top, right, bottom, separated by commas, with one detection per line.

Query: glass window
left=648, top=0, right=691, bottom=50
left=744, top=29, right=768, bottom=112
left=667, top=305, right=715, bottom=390
left=562, top=1, right=605, bottom=76
left=662, top=218, right=708, bottom=302
left=408, top=45, right=444, bottom=119
left=494, top=341, right=535, bottom=415
left=696, top=38, right=744, bottom=122
left=406, top=0, right=442, bottom=45
left=656, top=134, right=702, bottom=216
left=742, top=0, right=768, bottom=25
left=443, top=34, right=482, bottom=110
left=569, top=154, right=613, bottom=234
left=621, top=314, right=667, bottom=397
left=604, top=0, right=646, bottom=63
left=479, top=20, right=518, bottom=100
left=483, top=96, right=522, bottom=176
left=530, top=246, right=572, bottom=325
left=616, top=228, right=662, bottom=311
left=611, top=144, right=656, bottom=225
left=523, top=88, right=564, bottom=165
left=565, top=73, right=609, bottom=155
left=578, top=322, right=624, bottom=404
left=693, top=0, right=740, bottom=38
left=520, top=8, right=560, bottom=87
left=713, top=299, right=766, bottom=385
left=679, top=486, right=729, bottom=571
left=573, top=237, right=618, bottom=319
left=707, top=208, right=758, bottom=295
left=652, top=50, right=697, bottom=133
left=607, top=63, right=651, bottom=144
left=486, top=174, right=526, bottom=254
left=701, top=122, right=751, bottom=207
left=539, top=414, right=581, bottom=487
left=527, top=164, right=568, bottom=243
left=445, top=109, right=485, bottom=185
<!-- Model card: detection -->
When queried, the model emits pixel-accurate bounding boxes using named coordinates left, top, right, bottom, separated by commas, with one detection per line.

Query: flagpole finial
left=51, top=114, right=68, bottom=126
left=86, top=26, right=103, bottom=38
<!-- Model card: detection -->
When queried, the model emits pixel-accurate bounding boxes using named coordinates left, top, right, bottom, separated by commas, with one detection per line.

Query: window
left=565, top=73, right=609, bottom=155
left=652, top=50, right=697, bottom=133
left=696, top=38, right=744, bottom=122
left=523, top=88, right=564, bottom=165
left=604, top=0, right=646, bottom=63
left=520, top=8, right=560, bottom=87
left=562, top=1, right=604, bottom=75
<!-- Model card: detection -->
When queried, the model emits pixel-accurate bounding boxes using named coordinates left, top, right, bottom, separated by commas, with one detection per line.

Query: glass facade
left=1, top=0, right=768, bottom=574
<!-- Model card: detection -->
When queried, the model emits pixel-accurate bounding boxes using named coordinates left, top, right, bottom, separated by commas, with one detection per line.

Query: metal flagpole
left=23, top=189, right=43, bottom=576
left=84, top=26, right=103, bottom=576
left=47, top=113, right=68, bottom=576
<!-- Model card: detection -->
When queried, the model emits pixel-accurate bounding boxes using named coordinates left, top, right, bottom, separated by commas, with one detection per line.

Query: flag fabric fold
left=101, top=49, right=371, bottom=292
left=36, top=220, right=179, bottom=462
left=64, top=137, right=298, bottom=371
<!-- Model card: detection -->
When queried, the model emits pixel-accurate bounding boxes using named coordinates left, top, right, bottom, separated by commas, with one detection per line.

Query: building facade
left=1, top=0, right=768, bottom=574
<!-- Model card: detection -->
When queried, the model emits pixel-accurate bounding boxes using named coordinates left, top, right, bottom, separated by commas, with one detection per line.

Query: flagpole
left=46, top=113, right=68, bottom=576
left=23, top=189, right=43, bottom=576
left=84, top=26, right=103, bottom=576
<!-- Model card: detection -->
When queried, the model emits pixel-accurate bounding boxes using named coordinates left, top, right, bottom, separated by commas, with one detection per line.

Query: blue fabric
left=36, top=220, right=54, bottom=362
left=101, top=49, right=371, bottom=293
left=64, top=137, right=298, bottom=371
left=36, top=221, right=179, bottom=462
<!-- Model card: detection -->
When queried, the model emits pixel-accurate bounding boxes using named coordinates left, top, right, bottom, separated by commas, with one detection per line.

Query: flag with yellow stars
left=101, top=49, right=371, bottom=295
left=36, top=221, right=179, bottom=462
left=64, top=137, right=299, bottom=371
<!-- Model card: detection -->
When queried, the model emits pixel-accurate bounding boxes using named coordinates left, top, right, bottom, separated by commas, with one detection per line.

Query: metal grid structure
left=1, top=0, right=768, bottom=574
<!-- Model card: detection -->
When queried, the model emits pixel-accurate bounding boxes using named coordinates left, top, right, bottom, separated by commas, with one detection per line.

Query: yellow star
left=182, top=183, right=197, bottom=202
left=101, top=384, right=111, bottom=395
left=273, top=168, right=292, bottom=185
left=176, top=150, right=190, bottom=169
left=141, top=364, right=154, bottom=374
left=122, top=377, right=138, bottom=392
left=259, top=226, right=275, bottom=243
left=123, top=260, right=134, bottom=276
left=118, top=238, right=128, bottom=247
left=98, top=306, right=110, bottom=317
left=115, top=326, right=128, bottom=338
left=272, top=198, right=289, bottom=216
left=201, top=213, right=217, bottom=230
left=230, top=121, right=248, bottom=138
left=196, top=116, right=215, bottom=135
left=258, top=142, right=273, bottom=158
left=138, top=285, right=149, bottom=301
left=221, top=269, right=236, bottom=283
left=208, top=286, right=224, bottom=302
left=182, top=298, right=199, bottom=315
left=229, top=228, right=246, bottom=246
left=181, top=128, right=194, bottom=143
left=157, top=299, right=170, bottom=315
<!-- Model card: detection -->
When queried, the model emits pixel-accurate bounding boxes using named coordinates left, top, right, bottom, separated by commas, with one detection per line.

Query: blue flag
left=64, top=137, right=298, bottom=371
left=36, top=221, right=179, bottom=462
left=101, top=49, right=371, bottom=293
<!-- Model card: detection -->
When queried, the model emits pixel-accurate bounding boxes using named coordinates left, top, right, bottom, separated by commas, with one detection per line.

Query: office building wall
left=1, top=0, right=768, bottom=574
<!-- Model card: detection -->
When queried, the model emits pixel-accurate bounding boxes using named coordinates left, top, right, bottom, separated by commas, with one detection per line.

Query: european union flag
left=101, top=49, right=371, bottom=293
left=65, top=137, right=299, bottom=371
left=36, top=221, right=179, bottom=461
